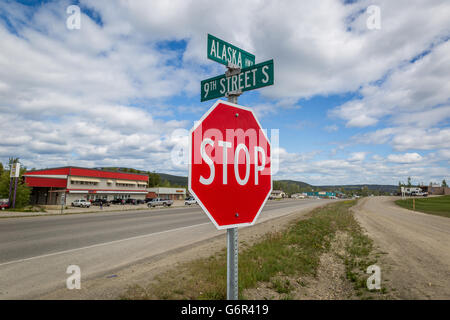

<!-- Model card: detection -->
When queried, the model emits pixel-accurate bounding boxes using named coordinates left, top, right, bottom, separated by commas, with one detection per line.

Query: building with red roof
left=24, top=167, right=149, bottom=206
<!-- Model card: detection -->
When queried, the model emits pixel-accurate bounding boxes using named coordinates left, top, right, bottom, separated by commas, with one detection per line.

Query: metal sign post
left=226, top=72, right=241, bottom=300
left=8, top=177, right=13, bottom=208
left=12, top=177, right=18, bottom=209
left=10, top=162, right=20, bottom=209
left=61, top=193, right=66, bottom=214
left=227, top=227, right=239, bottom=300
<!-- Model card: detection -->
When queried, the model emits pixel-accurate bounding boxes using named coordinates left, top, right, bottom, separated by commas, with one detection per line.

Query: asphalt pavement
left=0, top=198, right=328, bottom=299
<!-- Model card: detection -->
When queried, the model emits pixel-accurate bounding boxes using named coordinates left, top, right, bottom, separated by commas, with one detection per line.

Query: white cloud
left=0, top=0, right=449, bottom=182
left=348, top=152, right=367, bottom=162
left=372, top=154, right=383, bottom=161
left=273, top=148, right=449, bottom=185
left=324, top=124, right=339, bottom=133
left=331, top=40, right=450, bottom=128
left=387, top=153, right=423, bottom=163
left=79, top=0, right=450, bottom=100
left=392, top=128, right=450, bottom=151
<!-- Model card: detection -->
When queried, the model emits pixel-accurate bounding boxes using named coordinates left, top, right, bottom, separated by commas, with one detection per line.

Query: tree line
left=100, top=167, right=184, bottom=188
left=398, top=176, right=448, bottom=189
left=0, top=158, right=31, bottom=209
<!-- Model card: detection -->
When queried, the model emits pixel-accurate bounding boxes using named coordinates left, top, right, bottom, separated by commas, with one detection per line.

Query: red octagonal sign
left=189, top=100, right=272, bottom=229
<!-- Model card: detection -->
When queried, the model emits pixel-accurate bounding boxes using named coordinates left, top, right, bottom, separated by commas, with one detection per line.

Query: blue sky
left=0, top=0, right=449, bottom=185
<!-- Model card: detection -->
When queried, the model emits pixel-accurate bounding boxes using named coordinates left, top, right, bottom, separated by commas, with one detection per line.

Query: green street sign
left=207, top=34, right=255, bottom=68
left=201, top=59, right=274, bottom=102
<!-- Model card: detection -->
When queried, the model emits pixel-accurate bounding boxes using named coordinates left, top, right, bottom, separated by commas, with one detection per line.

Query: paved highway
left=0, top=198, right=328, bottom=299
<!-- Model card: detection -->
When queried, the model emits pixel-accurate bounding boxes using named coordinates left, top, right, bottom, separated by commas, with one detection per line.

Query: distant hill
left=96, top=167, right=397, bottom=193
left=158, top=173, right=188, bottom=186
left=98, top=167, right=188, bottom=187
left=142, top=172, right=398, bottom=194
left=275, top=180, right=312, bottom=188
left=273, top=180, right=312, bottom=195
left=316, top=184, right=398, bottom=193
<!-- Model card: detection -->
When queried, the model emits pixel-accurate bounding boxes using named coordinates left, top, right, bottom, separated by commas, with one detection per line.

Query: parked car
left=125, top=198, right=138, bottom=205
left=136, top=199, right=146, bottom=204
left=71, top=199, right=91, bottom=208
left=0, top=199, right=9, bottom=210
left=91, top=199, right=110, bottom=206
left=111, top=198, right=125, bottom=205
left=184, top=197, right=197, bottom=205
left=147, top=198, right=173, bottom=207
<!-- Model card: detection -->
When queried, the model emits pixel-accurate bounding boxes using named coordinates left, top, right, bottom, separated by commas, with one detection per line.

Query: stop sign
left=189, top=100, right=272, bottom=229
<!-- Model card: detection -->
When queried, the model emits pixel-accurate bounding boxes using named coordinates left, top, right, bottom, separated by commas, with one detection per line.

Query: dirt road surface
left=353, top=196, right=450, bottom=299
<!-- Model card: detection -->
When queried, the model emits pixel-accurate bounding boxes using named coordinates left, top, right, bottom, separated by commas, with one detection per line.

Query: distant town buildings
left=269, top=190, right=286, bottom=199
left=147, top=187, right=186, bottom=200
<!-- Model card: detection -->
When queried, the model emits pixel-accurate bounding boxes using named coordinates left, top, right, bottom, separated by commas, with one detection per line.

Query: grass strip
left=122, top=200, right=381, bottom=300
left=395, top=195, right=450, bottom=218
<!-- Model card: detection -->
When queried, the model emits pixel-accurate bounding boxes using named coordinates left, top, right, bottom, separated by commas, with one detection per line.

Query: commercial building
left=306, top=191, right=336, bottom=198
left=269, top=190, right=286, bottom=199
left=146, top=187, right=186, bottom=200
left=418, top=184, right=450, bottom=196
left=24, top=167, right=149, bottom=205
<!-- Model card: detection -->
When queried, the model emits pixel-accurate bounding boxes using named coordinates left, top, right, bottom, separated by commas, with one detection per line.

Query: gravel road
left=353, top=196, right=450, bottom=299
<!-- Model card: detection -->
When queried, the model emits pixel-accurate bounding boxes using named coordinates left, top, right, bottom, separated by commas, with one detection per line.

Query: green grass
left=395, top=195, right=450, bottom=218
left=1, top=206, right=46, bottom=213
left=122, top=200, right=381, bottom=300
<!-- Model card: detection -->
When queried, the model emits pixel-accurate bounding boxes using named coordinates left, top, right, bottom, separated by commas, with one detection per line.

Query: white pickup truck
left=184, top=197, right=197, bottom=205
left=71, top=199, right=91, bottom=208
left=147, top=198, right=173, bottom=208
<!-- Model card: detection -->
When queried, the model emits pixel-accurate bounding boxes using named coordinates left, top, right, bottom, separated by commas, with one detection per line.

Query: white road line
left=0, top=222, right=211, bottom=267
left=0, top=201, right=320, bottom=267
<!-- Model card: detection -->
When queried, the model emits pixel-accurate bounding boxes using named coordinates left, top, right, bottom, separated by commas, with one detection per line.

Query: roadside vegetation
left=122, top=200, right=389, bottom=300
left=395, top=195, right=450, bottom=218
left=0, top=158, right=31, bottom=209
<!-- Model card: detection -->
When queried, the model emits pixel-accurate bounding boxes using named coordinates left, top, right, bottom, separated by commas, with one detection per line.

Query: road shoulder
left=40, top=202, right=326, bottom=299
left=352, top=196, right=450, bottom=299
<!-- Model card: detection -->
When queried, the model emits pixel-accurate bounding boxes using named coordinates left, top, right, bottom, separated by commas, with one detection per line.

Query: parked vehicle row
left=91, top=199, right=110, bottom=206
left=71, top=198, right=146, bottom=207
left=70, top=197, right=197, bottom=209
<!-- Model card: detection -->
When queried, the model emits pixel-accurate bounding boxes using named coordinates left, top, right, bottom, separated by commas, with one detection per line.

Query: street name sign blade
left=189, top=100, right=272, bottom=230
left=201, top=59, right=274, bottom=102
left=207, top=34, right=255, bottom=68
